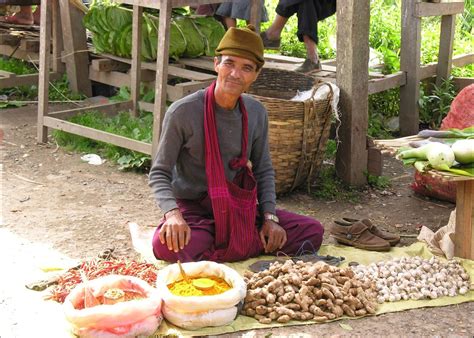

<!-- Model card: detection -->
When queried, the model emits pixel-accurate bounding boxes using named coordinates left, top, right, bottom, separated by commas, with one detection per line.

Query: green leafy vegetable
left=83, top=3, right=224, bottom=61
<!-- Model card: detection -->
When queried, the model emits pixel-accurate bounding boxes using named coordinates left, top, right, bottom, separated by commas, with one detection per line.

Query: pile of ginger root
left=242, top=260, right=378, bottom=324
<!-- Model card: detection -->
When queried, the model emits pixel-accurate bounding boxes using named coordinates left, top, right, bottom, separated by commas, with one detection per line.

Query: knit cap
left=215, top=24, right=265, bottom=68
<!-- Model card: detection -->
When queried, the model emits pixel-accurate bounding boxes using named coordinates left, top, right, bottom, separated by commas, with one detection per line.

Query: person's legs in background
left=1, top=5, right=33, bottom=25
left=216, top=0, right=268, bottom=30
left=260, top=0, right=298, bottom=49
left=0, top=1, right=41, bottom=26
left=222, top=16, right=237, bottom=29
left=293, top=0, right=321, bottom=72
left=261, top=0, right=336, bottom=73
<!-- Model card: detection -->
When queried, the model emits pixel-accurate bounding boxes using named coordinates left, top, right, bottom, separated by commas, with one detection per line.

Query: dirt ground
left=1, top=104, right=473, bottom=337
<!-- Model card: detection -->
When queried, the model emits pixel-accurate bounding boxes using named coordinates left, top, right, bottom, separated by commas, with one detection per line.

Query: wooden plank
left=59, top=0, right=92, bottom=96
left=453, top=77, right=474, bottom=91
left=98, top=53, right=216, bottom=81
left=133, top=69, right=156, bottom=82
left=177, top=57, right=216, bottom=71
left=19, top=39, right=39, bottom=52
left=335, top=0, right=370, bottom=186
left=263, top=53, right=304, bottom=64
left=0, top=33, right=20, bottom=46
left=89, top=67, right=205, bottom=102
left=368, top=71, right=405, bottom=94
left=399, top=0, right=421, bottom=136
left=436, top=14, right=455, bottom=87
left=167, top=65, right=215, bottom=81
left=89, top=68, right=131, bottom=88
left=0, top=45, right=40, bottom=63
left=451, top=53, right=474, bottom=68
left=91, top=59, right=130, bottom=72
left=0, top=72, right=61, bottom=89
left=264, top=61, right=336, bottom=73
left=420, top=53, right=474, bottom=80
left=0, top=70, right=15, bottom=78
left=43, top=116, right=152, bottom=155
left=130, top=5, right=143, bottom=117
left=37, top=0, right=52, bottom=143
left=454, top=180, right=474, bottom=259
left=89, top=68, right=156, bottom=88
left=152, top=1, right=172, bottom=158
left=138, top=101, right=154, bottom=112
left=117, top=0, right=231, bottom=10
left=367, top=146, right=382, bottom=177
left=168, top=80, right=213, bottom=101
left=52, top=3, right=65, bottom=74
left=47, top=100, right=133, bottom=119
left=415, top=1, right=464, bottom=17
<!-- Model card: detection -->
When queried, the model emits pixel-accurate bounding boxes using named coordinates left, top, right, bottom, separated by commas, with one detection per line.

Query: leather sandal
left=342, top=218, right=400, bottom=246
left=260, top=31, right=280, bottom=50
left=330, top=220, right=391, bottom=251
left=294, top=59, right=322, bottom=74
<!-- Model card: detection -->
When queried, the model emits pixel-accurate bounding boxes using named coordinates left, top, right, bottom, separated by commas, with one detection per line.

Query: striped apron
left=204, top=82, right=264, bottom=262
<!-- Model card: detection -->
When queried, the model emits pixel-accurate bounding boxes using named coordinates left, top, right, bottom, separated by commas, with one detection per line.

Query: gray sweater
left=149, top=89, right=276, bottom=215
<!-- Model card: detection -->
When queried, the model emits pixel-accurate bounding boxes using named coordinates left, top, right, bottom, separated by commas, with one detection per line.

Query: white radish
left=451, top=139, right=474, bottom=164
left=426, top=143, right=455, bottom=170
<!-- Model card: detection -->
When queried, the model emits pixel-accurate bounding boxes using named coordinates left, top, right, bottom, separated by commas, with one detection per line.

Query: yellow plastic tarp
left=154, top=242, right=474, bottom=336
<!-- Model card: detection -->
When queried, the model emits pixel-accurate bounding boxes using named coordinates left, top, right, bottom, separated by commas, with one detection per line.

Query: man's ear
left=213, top=56, right=220, bottom=72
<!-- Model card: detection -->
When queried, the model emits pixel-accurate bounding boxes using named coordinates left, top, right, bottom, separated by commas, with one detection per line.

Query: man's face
left=214, top=55, right=259, bottom=96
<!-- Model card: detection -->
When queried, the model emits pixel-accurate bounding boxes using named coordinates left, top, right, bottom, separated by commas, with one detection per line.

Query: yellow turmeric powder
left=168, top=276, right=231, bottom=296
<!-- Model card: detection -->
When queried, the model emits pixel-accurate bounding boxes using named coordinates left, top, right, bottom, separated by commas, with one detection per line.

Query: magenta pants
left=152, top=198, right=324, bottom=263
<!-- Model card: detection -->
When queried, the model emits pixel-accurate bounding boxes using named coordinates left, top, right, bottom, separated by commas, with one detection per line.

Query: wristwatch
left=264, top=213, right=280, bottom=224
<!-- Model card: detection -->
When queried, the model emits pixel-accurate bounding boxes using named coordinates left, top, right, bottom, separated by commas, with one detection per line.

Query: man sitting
left=149, top=25, right=324, bottom=263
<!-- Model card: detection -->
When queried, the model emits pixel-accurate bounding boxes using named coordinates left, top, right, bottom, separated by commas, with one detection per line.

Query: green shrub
left=53, top=110, right=152, bottom=171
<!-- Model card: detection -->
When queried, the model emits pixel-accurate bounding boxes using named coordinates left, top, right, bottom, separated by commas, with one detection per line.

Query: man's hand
left=259, top=219, right=287, bottom=253
left=159, top=209, right=191, bottom=253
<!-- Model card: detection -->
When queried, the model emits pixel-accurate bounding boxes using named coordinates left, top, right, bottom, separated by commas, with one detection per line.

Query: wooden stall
left=35, top=0, right=473, bottom=188
left=0, top=14, right=64, bottom=88
left=36, top=0, right=263, bottom=157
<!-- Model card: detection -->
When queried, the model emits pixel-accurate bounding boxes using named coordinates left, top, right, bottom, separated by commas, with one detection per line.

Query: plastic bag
left=156, top=261, right=246, bottom=330
left=63, top=275, right=162, bottom=338
left=440, top=84, right=474, bottom=130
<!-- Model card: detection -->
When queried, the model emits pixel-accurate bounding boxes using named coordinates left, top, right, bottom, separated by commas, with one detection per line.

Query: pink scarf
left=203, top=81, right=263, bottom=262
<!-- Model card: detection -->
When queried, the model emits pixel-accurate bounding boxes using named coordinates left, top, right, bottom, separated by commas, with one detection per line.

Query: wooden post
left=52, top=3, right=65, bottom=74
left=249, top=0, right=262, bottom=33
left=130, top=6, right=143, bottom=117
left=37, top=0, right=53, bottom=143
left=59, top=0, right=92, bottom=96
left=454, top=180, right=474, bottom=259
left=436, top=14, right=455, bottom=87
left=400, top=0, right=421, bottom=136
left=335, top=0, right=370, bottom=186
left=152, top=1, right=173, bottom=158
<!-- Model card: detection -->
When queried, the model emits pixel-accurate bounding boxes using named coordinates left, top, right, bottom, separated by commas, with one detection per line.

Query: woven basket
left=248, top=68, right=333, bottom=195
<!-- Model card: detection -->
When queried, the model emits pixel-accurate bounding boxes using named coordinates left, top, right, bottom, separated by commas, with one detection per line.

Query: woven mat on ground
left=154, top=242, right=474, bottom=336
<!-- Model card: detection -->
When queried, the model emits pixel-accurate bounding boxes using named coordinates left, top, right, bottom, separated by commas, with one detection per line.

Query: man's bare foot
left=0, top=13, right=33, bottom=25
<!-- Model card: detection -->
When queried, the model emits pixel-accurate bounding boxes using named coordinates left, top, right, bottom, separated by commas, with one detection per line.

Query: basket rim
left=247, top=81, right=334, bottom=103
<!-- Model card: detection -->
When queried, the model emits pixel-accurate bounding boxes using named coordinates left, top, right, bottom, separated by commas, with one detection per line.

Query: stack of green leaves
left=83, top=2, right=225, bottom=61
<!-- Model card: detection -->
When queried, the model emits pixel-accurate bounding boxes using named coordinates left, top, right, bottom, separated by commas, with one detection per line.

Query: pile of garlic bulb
left=352, top=256, right=471, bottom=303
